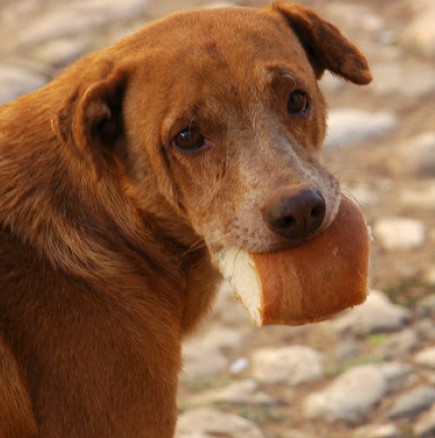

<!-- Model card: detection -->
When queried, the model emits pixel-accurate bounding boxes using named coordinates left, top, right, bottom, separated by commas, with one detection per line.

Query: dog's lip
left=207, top=210, right=337, bottom=256
left=252, top=233, right=317, bottom=255
left=208, top=234, right=312, bottom=257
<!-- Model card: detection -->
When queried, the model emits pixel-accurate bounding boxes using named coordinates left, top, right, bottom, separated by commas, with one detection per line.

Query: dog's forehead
left=124, top=7, right=319, bottom=135
left=139, top=7, right=309, bottom=71
left=131, top=7, right=315, bottom=99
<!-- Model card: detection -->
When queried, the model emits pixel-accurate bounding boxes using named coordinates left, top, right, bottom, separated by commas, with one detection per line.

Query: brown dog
left=0, top=3, right=371, bottom=437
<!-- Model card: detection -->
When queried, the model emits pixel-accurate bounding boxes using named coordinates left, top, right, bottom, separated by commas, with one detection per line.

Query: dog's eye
left=287, top=90, right=310, bottom=116
left=173, top=128, right=206, bottom=151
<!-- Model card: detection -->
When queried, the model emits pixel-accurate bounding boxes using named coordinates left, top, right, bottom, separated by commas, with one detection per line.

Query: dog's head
left=58, top=3, right=371, bottom=253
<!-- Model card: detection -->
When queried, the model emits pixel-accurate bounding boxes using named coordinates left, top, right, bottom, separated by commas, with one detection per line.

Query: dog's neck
left=0, top=94, right=207, bottom=292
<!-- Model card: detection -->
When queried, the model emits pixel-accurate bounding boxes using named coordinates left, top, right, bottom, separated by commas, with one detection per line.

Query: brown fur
left=0, top=3, right=371, bottom=437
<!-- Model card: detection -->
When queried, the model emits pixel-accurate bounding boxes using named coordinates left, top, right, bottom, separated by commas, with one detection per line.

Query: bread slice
left=215, top=196, right=370, bottom=326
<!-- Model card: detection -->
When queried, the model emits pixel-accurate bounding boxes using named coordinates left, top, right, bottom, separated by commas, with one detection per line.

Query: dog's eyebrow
left=262, top=63, right=298, bottom=87
left=168, top=107, right=207, bottom=133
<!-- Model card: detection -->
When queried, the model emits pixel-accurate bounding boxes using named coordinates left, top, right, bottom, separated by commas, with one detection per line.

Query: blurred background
left=1, top=0, right=434, bottom=437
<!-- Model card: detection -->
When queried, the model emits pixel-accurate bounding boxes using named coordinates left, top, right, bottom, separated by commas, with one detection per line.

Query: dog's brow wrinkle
left=262, top=64, right=296, bottom=83
left=230, top=86, right=239, bottom=97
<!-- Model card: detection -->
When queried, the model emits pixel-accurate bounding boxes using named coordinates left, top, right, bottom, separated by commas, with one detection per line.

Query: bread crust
left=253, top=196, right=370, bottom=325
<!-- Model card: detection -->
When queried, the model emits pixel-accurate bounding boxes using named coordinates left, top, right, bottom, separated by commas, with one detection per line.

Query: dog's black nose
left=262, top=188, right=326, bottom=241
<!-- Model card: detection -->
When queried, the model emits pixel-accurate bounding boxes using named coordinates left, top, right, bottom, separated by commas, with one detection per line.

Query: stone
left=15, top=0, right=150, bottom=49
left=423, top=269, right=435, bottom=285
left=354, top=423, right=403, bottom=438
left=324, top=109, right=397, bottom=148
left=389, top=386, right=435, bottom=419
left=199, top=326, right=244, bottom=351
left=250, top=346, right=325, bottom=385
left=378, top=362, right=413, bottom=393
left=181, top=326, right=244, bottom=381
left=400, top=186, right=435, bottom=211
left=374, top=218, right=426, bottom=251
left=324, top=3, right=385, bottom=33
left=15, top=9, right=104, bottom=50
left=342, top=183, right=381, bottom=208
left=205, top=2, right=237, bottom=8
left=182, top=341, right=228, bottom=382
left=188, top=379, right=273, bottom=406
left=331, top=290, right=411, bottom=335
left=390, top=132, right=435, bottom=177
left=334, top=341, right=359, bottom=363
left=229, top=357, right=250, bottom=375
left=319, top=71, right=344, bottom=93
left=76, top=0, right=150, bottom=20
left=214, top=281, right=251, bottom=326
left=382, top=329, right=418, bottom=359
left=414, top=347, right=435, bottom=368
left=401, top=5, right=435, bottom=57
left=32, top=38, right=89, bottom=67
left=283, top=431, right=316, bottom=438
left=176, top=408, right=264, bottom=438
left=414, top=404, right=435, bottom=438
left=0, top=63, right=47, bottom=104
left=415, top=320, right=435, bottom=342
left=303, top=364, right=387, bottom=424
left=417, top=295, right=435, bottom=317
left=371, top=62, right=435, bottom=97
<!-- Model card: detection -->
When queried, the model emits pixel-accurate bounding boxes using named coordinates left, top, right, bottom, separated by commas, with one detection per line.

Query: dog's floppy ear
left=55, top=65, right=130, bottom=181
left=272, top=2, right=372, bottom=85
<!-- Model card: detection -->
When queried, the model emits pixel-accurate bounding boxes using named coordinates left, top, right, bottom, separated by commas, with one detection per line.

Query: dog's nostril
left=311, top=205, right=324, bottom=220
left=306, top=195, right=326, bottom=234
left=263, top=188, right=326, bottom=241
left=273, top=215, right=296, bottom=230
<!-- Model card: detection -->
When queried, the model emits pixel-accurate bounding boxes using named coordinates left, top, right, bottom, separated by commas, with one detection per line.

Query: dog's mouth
left=205, top=190, right=341, bottom=257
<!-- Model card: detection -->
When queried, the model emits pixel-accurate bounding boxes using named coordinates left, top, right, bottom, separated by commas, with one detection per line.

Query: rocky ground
left=1, top=0, right=434, bottom=437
